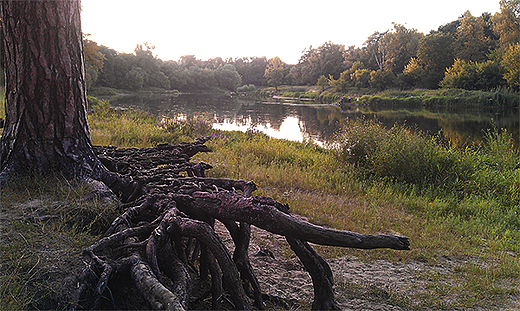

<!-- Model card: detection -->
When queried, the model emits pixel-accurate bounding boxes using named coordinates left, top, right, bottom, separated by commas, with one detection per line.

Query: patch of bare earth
left=2, top=198, right=518, bottom=310
left=217, top=219, right=519, bottom=311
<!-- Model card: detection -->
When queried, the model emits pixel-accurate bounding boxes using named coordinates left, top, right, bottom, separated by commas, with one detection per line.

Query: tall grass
left=192, top=117, right=519, bottom=309
left=317, top=87, right=520, bottom=107
left=86, top=98, right=519, bottom=256
left=332, top=118, right=519, bottom=247
left=0, top=174, right=117, bottom=310
left=332, top=118, right=473, bottom=189
left=87, top=96, right=213, bottom=147
left=2, top=94, right=517, bottom=309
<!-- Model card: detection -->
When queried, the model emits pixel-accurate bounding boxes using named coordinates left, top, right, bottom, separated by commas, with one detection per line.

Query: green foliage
left=83, top=36, right=105, bottom=90
left=352, top=88, right=519, bottom=108
left=440, top=59, right=507, bottom=90
left=453, top=11, right=496, bottom=62
left=384, top=23, right=424, bottom=73
left=236, top=84, right=256, bottom=93
left=87, top=96, right=114, bottom=118
left=417, top=34, right=455, bottom=88
left=501, top=42, right=520, bottom=90
left=264, top=57, right=286, bottom=90
left=291, top=42, right=346, bottom=85
left=214, top=64, right=242, bottom=91
left=369, top=70, right=397, bottom=90
left=350, top=68, right=371, bottom=89
left=492, top=0, right=520, bottom=49
left=332, top=118, right=519, bottom=233
left=93, top=45, right=243, bottom=92
left=317, top=75, right=329, bottom=91
left=332, top=118, right=472, bottom=188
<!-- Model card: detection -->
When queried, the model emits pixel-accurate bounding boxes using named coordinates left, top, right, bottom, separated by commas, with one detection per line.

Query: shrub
left=237, top=84, right=256, bottom=92
left=332, top=118, right=472, bottom=188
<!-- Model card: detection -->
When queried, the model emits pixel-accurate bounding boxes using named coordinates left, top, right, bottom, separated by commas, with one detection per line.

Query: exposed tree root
left=76, top=137, right=410, bottom=310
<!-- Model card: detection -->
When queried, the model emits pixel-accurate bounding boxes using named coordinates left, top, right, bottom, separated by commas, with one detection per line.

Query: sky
left=81, top=0, right=500, bottom=65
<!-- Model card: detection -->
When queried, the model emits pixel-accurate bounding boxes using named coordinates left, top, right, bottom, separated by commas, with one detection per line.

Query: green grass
left=1, top=92, right=519, bottom=309
left=87, top=96, right=213, bottom=148
left=87, top=99, right=520, bottom=309
left=309, top=86, right=520, bottom=108
left=190, top=119, right=519, bottom=309
left=0, top=174, right=121, bottom=310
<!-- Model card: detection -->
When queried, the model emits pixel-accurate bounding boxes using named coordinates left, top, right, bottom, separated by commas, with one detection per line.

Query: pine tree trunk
left=0, top=0, right=103, bottom=179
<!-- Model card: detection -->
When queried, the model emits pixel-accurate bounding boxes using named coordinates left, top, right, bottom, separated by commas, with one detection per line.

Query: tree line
left=2, top=0, right=518, bottom=93
left=289, top=1, right=518, bottom=92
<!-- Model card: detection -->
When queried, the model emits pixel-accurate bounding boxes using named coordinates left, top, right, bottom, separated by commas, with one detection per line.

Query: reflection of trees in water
left=103, top=93, right=519, bottom=147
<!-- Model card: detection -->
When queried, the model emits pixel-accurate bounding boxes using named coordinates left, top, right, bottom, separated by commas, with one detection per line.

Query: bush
left=87, top=96, right=114, bottom=117
left=332, top=118, right=472, bottom=188
left=332, top=119, right=519, bottom=231
left=237, top=84, right=256, bottom=92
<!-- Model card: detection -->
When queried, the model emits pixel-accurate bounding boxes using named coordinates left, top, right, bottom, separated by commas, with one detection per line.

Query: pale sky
left=81, top=0, right=500, bottom=65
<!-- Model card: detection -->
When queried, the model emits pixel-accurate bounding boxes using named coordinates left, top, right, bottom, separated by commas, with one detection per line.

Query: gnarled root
left=77, top=137, right=410, bottom=310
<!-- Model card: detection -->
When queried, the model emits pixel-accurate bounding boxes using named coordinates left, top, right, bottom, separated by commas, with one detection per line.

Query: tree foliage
left=74, top=0, right=520, bottom=93
left=83, top=35, right=105, bottom=89
left=264, top=57, right=286, bottom=90
left=384, top=23, right=424, bottom=73
left=416, top=34, right=455, bottom=88
left=440, top=59, right=506, bottom=90
left=453, top=11, right=497, bottom=62
left=501, top=42, right=520, bottom=89
left=291, top=42, right=346, bottom=85
left=492, top=0, right=520, bottom=49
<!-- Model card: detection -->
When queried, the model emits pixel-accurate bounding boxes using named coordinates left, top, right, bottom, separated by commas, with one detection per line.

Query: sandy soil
left=2, top=199, right=518, bottom=310
left=216, top=220, right=411, bottom=310
left=216, top=219, right=517, bottom=311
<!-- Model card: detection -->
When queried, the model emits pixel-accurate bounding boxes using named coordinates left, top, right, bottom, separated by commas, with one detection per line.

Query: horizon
left=82, top=0, right=500, bottom=65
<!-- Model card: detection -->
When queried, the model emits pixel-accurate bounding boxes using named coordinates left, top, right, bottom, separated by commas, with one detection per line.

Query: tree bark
left=0, top=0, right=104, bottom=179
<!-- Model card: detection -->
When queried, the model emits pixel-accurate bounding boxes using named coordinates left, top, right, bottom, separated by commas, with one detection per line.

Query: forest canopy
left=3, top=1, right=518, bottom=93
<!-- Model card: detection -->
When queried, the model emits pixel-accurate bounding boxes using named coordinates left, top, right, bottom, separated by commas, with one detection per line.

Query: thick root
left=77, top=137, right=409, bottom=310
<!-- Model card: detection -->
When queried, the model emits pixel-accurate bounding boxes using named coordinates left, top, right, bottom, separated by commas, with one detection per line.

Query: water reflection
left=214, top=116, right=307, bottom=142
left=101, top=93, right=519, bottom=148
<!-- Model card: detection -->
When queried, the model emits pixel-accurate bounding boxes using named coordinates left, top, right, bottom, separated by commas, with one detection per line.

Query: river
left=100, top=93, right=519, bottom=148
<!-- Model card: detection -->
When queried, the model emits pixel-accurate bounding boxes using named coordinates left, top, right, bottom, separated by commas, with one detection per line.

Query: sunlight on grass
left=3, top=94, right=517, bottom=310
left=192, top=117, right=519, bottom=309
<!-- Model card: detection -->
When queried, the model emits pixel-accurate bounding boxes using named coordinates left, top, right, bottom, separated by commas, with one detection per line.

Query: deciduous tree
left=264, top=56, right=285, bottom=91
left=492, top=0, right=520, bottom=50
left=364, top=31, right=388, bottom=71
left=453, top=11, right=496, bottom=62
left=384, top=23, right=424, bottom=74
left=416, top=33, right=455, bottom=88
left=501, top=42, right=520, bottom=89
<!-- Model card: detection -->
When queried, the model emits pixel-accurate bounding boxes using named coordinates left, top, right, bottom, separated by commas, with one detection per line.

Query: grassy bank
left=86, top=97, right=519, bottom=309
left=0, top=175, right=121, bottom=310
left=1, top=96, right=519, bottom=309
left=259, top=85, right=520, bottom=108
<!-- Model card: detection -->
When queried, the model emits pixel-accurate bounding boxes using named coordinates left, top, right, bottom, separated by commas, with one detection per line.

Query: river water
left=101, top=93, right=519, bottom=148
